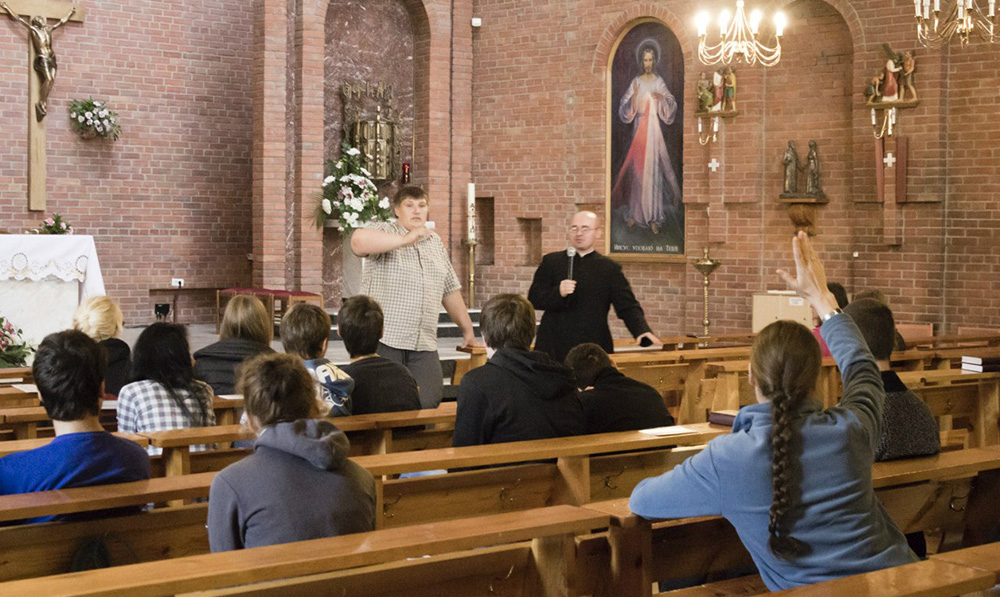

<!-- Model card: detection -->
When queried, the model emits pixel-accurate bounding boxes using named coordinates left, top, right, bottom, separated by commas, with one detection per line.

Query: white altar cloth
left=0, top=235, right=106, bottom=349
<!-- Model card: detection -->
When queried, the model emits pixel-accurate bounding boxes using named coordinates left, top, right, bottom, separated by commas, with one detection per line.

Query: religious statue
left=711, top=68, right=724, bottom=112
left=1, top=2, right=76, bottom=121
left=863, top=75, right=882, bottom=104
left=722, top=67, right=736, bottom=112
left=805, top=140, right=825, bottom=199
left=898, top=50, right=916, bottom=102
left=695, top=72, right=714, bottom=112
left=781, top=140, right=800, bottom=197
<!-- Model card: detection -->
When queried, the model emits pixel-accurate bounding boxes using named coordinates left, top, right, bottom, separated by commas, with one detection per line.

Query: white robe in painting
left=613, top=75, right=682, bottom=229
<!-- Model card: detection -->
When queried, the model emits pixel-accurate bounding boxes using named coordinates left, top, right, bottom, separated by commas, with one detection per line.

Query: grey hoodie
left=207, top=419, right=376, bottom=552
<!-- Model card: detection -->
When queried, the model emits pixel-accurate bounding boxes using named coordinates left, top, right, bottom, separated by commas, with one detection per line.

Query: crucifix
left=1, top=0, right=84, bottom=212
left=874, top=135, right=908, bottom=245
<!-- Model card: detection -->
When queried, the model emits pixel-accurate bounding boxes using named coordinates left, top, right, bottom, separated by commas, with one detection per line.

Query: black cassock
left=528, top=250, right=652, bottom=363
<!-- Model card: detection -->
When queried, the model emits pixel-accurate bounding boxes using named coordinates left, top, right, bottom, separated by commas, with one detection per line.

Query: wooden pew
left=767, top=558, right=994, bottom=597
left=931, top=541, right=1000, bottom=584
left=0, top=385, right=40, bottom=408
left=580, top=446, right=1000, bottom=596
left=0, top=367, right=32, bottom=383
left=0, top=505, right=609, bottom=597
left=0, top=397, right=246, bottom=440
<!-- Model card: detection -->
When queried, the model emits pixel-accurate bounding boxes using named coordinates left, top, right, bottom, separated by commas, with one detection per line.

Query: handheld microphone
left=566, top=247, right=576, bottom=280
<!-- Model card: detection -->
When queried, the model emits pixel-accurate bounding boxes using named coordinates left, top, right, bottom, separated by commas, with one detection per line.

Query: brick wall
left=472, top=0, right=1000, bottom=337
left=0, top=0, right=254, bottom=324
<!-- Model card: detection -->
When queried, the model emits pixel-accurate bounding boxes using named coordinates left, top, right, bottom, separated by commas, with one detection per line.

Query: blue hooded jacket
left=629, top=314, right=917, bottom=590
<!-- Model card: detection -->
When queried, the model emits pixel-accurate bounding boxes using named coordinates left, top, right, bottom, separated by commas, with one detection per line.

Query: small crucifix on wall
left=1, top=0, right=84, bottom=211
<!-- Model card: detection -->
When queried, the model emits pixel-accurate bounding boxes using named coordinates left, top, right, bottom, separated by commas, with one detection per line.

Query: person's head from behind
left=239, top=353, right=317, bottom=431
left=749, top=320, right=821, bottom=561
left=221, top=294, right=273, bottom=346
left=569, top=211, right=599, bottom=253
left=393, top=186, right=429, bottom=231
left=480, top=293, right=535, bottom=352
left=853, top=289, right=889, bottom=307
left=33, top=330, right=106, bottom=421
left=337, top=295, right=384, bottom=358
left=827, top=282, right=849, bottom=309
left=565, top=343, right=614, bottom=389
left=131, top=322, right=194, bottom=390
left=280, top=303, right=330, bottom=360
left=843, top=298, right=896, bottom=363
left=73, top=295, right=124, bottom=342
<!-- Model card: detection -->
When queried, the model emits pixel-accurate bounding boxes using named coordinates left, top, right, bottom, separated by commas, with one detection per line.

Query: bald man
left=528, top=211, right=660, bottom=362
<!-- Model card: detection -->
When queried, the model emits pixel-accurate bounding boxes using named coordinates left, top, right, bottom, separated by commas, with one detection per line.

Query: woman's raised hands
left=776, top=231, right=840, bottom=320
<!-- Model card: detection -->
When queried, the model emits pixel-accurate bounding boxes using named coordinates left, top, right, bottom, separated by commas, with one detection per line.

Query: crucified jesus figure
left=1, top=2, right=76, bottom=121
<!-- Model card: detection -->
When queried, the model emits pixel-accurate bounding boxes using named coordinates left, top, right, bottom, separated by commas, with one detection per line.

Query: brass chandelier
left=914, top=0, right=998, bottom=46
left=696, top=0, right=786, bottom=67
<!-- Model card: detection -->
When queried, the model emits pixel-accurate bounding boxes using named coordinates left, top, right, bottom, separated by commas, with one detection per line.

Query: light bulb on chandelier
left=696, top=0, right=786, bottom=67
left=913, top=0, right=998, bottom=46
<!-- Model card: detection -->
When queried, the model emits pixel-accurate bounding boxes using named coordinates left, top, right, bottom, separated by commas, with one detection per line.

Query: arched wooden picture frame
left=606, top=19, right=685, bottom=261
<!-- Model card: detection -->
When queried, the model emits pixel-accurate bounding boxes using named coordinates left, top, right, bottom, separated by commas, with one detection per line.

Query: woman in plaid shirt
left=117, top=322, right=216, bottom=455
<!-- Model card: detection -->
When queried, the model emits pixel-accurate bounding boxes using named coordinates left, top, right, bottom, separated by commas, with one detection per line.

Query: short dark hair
left=32, top=330, right=106, bottom=421
left=844, top=298, right=896, bottom=361
left=392, top=185, right=428, bottom=207
left=338, top=295, right=383, bottom=357
left=853, top=289, right=889, bottom=306
left=480, top=294, right=535, bottom=351
left=280, top=303, right=331, bottom=359
left=827, top=282, right=849, bottom=309
left=239, top=353, right=316, bottom=427
left=565, top=343, right=613, bottom=389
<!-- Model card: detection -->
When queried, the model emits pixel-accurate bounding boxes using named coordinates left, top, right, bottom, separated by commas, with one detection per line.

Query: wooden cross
left=875, top=136, right=908, bottom=246
left=2, top=0, right=84, bottom=212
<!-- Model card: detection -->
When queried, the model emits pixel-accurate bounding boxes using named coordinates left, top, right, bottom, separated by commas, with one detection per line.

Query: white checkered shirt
left=117, top=379, right=217, bottom=455
left=360, top=220, right=461, bottom=352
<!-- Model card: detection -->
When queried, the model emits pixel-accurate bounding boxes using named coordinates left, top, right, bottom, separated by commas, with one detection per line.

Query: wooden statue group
left=865, top=44, right=917, bottom=105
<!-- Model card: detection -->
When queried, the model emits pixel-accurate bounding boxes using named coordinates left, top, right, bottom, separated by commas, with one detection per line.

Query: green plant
left=0, top=317, right=33, bottom=368
left=27, top=213, right=73, bottom=235
left=68, top=98, right=121, bottom=140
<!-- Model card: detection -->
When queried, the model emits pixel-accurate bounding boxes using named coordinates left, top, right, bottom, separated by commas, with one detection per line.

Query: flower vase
left=341, top=229, right=364, bottom=299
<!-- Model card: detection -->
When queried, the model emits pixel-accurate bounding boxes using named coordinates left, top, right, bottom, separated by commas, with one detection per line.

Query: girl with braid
left=630, top=232, right=916, bottom=590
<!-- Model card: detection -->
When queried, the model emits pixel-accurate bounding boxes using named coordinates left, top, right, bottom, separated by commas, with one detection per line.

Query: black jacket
left=193, top=338, right=273, bottom=395
left=528, top=250, right=651, bottom=363
left=579, top=367, right=673, bottom=434
left=452, top=348, right=585, bottom=447
left=101, top=338, right=131, bottom=397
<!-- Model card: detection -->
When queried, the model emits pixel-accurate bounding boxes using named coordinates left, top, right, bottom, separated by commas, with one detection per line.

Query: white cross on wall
left=883, top=152, right=896, bottom=168
left=708, top=158, right=721, bottom=172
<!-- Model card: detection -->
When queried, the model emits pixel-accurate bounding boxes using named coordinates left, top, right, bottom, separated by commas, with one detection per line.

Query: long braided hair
left=750, top=320, right=822, bottom=560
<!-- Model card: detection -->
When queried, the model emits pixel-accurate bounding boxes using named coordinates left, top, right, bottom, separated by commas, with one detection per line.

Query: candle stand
left=691, top=248, right=722, bottom=337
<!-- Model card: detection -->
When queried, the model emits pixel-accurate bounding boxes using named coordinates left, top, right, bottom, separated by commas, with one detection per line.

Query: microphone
left=566, top=247, right=576, bottom=280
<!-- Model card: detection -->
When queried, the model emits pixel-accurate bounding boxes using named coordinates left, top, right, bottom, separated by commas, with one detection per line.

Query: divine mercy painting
left=607, top=20, right=684, bottom=259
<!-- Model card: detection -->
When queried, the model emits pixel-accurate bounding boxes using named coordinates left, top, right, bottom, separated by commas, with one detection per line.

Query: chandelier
left=914, top=0, right=998, bottom=46
left=696, top=0, right=786, bottom=67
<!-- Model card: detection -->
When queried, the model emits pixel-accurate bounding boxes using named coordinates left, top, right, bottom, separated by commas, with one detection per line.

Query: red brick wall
left=0, top=0, right=254, bottom=324
left=472, top=0, right=1000, bottom=337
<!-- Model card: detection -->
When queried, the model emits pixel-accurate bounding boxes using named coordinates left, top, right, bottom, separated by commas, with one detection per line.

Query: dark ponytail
left=751, top=321, right=821, bottom=560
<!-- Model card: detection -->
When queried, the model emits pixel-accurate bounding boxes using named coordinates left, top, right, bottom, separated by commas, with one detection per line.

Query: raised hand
left=776, top=231, right=839, bottom=318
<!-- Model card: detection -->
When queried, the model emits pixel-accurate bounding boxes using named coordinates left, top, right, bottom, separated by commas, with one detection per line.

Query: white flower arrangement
left=68, top=98, right=121, bottom=140
left=316, top=142, right=393, bottom=232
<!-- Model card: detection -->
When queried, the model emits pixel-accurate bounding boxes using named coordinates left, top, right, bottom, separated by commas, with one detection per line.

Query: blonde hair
left=220, top=295, right=273, bottom=346
left=73, top=295, right=124, bottom=342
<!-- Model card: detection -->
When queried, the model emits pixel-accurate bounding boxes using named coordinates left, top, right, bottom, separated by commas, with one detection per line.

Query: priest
left=528, top=210, right=660, bottom=362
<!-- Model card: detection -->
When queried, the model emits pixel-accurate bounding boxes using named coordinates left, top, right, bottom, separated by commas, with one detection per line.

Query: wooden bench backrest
left=0, top=505, right=608, bottom=596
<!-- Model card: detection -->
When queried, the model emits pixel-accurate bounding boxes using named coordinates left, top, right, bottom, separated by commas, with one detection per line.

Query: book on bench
left=961, top=356, right=1000, bottom=366
left=962, top=362, right=1000, bottom=373
left=708, top=410, right=740, bottom=427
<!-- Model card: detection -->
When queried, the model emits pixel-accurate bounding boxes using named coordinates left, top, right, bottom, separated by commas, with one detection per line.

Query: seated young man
left=452, top=293, right=584, bottom=447
left=280, top=303, right=354, bottom=416
left=207, top=353, right=376, bottom=551
left=337, top=295, right=421, bottom=414
left=844, top=298, right=940, bottom=461
left=0, top=330, right=150, bottom=523
left=565, top=342, right=674, bottom=434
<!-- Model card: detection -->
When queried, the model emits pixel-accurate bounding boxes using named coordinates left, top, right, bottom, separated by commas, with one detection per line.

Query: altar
left=0, top=235, right=106, bottom=349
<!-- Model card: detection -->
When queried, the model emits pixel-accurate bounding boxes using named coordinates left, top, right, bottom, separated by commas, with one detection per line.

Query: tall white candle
left=467, top=182, right=476, bottom=242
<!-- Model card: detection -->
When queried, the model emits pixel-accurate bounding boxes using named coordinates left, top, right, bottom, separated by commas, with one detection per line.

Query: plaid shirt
left=360, top=221, right=461, bottom=351
left=117, top=379, right=217, bottom=455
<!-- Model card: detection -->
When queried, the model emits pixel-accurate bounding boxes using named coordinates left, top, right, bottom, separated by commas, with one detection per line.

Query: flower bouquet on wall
left=0, top=317, right=33, bottom=368
left=26, top=213, right=73, bottom=235
left=316, top=142, right=392, bottom=232
left=68, top=98, right=121, bottom=140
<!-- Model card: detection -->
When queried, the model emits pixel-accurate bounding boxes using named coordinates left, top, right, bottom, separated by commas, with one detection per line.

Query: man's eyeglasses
left=569, top=226, right=594, bottom=233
